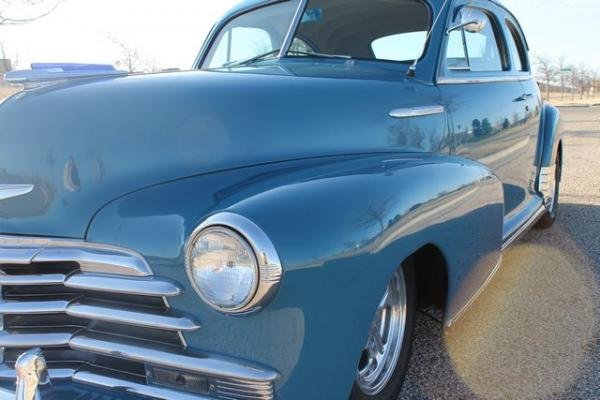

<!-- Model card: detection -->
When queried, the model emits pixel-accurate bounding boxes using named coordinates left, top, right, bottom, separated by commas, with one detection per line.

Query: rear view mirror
left=446, top=20, right=486, bottom=35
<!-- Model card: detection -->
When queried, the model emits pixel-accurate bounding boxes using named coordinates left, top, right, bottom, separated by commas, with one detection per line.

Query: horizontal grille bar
left=0, top=274, right=66, bottom=286
left=69, top=334, right=279, bottom=382
left=0, top=273, right=181, bottom=297
left=64, top=273, right=181, bottom=297
left=0, top=300, right=69, bottom=314
left=0, top=331, right=73, bottom=348
left=67, top=302, right=200, bottom=331
left=0, top=300, right=200, bottom=332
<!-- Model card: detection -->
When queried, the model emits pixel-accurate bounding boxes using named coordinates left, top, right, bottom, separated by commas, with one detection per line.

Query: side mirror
left=446, top=20, right=486, bottom=35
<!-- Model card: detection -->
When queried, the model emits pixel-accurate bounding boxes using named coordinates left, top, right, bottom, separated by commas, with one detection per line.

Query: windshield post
left=278, top=0, right=309, bottom=59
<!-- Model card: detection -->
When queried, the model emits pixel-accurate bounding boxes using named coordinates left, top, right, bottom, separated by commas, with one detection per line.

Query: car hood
left=0, top=63, right=442, bottom=238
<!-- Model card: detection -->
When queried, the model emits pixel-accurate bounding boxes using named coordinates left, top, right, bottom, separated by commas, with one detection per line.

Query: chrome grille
left=0, top=236, right=277, bottom=400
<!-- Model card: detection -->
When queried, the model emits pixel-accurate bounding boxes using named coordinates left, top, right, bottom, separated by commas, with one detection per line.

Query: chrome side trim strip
left=389, top=105, right=445, bottom=119
left=278, top=0, right=308, bottom=58
left=66, top=303, right=200, bottom=332
left=501, top=205, right=546, bottom=251
left=0, top=185, right=34, bottom=201
left=64, top=273, right=181, bottom=297
left=448, top=255, right=503, bottom=327
left=73, top=370, right=211, bottom=400
left=69, top=334, right=280, bottom=382
left=437, top=75, right=532, bottom=85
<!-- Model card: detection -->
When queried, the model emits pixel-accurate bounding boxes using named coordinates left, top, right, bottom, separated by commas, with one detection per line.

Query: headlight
left=186, top=213, right=282, bottom=314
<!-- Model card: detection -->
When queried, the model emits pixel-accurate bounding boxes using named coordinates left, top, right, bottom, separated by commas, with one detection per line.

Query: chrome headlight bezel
left=185, top=212, right=283, bottom=314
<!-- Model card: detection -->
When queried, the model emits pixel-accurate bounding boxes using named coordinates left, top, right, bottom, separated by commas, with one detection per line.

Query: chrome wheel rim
left=356, top=268, right=407, bottom=396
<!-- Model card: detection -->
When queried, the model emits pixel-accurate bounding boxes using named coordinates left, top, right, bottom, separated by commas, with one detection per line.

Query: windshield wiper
left=222, top=49, right=281, bottom=68
left=288, top=50, right=353, bottom=60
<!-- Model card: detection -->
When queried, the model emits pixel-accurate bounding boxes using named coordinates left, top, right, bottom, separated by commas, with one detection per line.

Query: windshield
left=289, top=0, right=430, bottom=63
left=202, top=0, right=431, bottom=69
left=202, top=1, right=300, bottom=69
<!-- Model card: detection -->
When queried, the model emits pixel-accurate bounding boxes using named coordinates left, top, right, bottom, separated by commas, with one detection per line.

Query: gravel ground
left=399, top=106, right=600, bottom=400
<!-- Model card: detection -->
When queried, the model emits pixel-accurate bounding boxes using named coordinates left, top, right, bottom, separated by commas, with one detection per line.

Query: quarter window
left=445, top=8, right=504, bottom=72
left=505, top=21, right=529, bottom=72
left=203, top=1, right=300, bottom=69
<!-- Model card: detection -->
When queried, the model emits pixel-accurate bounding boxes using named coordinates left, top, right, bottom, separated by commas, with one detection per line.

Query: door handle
left=514, top=93, right=533, bottom=102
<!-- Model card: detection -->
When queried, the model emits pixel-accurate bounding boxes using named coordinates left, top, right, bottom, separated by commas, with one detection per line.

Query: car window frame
left=504, top=17, right=531, bottom=76
left=436, top=0, right=518, bottom=84
left=196, top=0, right=300, bottom=69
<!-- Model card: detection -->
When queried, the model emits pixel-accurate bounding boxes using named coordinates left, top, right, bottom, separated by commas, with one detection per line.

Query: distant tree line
left=534, top=55, right=600, bottom=102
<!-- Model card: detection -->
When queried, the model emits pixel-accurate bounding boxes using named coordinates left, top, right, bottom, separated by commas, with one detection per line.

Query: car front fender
left=87, top=153, right=503, bottom=400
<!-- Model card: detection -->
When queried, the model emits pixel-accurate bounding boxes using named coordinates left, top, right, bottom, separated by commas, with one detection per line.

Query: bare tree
left=111, top=38, right=143, bottom=73
left=0, top=0, right=64, bottom=26
left=535, top=55, right=558, bottom=102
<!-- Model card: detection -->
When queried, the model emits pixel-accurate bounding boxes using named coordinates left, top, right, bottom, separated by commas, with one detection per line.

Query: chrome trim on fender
left=389, top=105, right=445, bottom=119
left=501, top=205, right=546, bottom=251
left=538, top=165, right=557, bottom=208
left=186, top=212, right=283, bottom=315
left=448, top=255, right=503, bottom=327
left=0, top=185, right=34, bottom=202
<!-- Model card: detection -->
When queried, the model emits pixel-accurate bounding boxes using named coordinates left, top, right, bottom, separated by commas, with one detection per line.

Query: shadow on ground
left=399, top=203, right=600, bottom=400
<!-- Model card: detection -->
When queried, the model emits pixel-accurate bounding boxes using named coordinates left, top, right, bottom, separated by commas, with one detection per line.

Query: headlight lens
left=187, top=227, right=258, bottom=312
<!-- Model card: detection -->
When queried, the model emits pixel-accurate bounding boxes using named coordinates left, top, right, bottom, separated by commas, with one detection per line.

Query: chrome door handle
left=389, top=105, right=445, bottom=119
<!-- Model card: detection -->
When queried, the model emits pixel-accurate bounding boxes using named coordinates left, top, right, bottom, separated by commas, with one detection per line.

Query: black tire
left=536, top=149, right=562, bottom=230
left=350, top=260, right=417, bottom=400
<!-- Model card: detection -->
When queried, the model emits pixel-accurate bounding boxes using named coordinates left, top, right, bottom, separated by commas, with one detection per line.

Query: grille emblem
left=0, top=184, right=34, bottom=201
left=15, top=348, right=49, bottom=400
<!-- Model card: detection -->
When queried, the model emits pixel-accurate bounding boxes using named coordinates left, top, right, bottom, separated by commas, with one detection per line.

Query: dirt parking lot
left=400, top=106, right=600, bottom=400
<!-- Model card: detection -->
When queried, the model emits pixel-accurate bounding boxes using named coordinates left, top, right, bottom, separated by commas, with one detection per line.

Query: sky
left=1, top=0, right=599, bottom=72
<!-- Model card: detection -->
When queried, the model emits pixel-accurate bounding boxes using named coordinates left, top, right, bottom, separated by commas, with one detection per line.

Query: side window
left=208, top=28, right=273, bottom=68
left=371, top=31, right=428, bottom=62
left=445, top=7, right=505, bottom=72
left=505, top=21, right=529, bottom=72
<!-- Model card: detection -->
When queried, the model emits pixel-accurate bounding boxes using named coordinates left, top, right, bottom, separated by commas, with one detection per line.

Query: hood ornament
left=15, top=348, right=49, bottom=400
left=0, top=184, right=34, bottom=201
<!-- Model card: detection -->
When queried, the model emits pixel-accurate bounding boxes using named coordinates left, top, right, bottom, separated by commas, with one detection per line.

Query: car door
left=437, top=1, right=539, bottom=228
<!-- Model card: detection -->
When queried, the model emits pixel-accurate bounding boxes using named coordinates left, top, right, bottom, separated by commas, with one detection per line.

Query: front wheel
left=350, top=261, right=416, bottom=400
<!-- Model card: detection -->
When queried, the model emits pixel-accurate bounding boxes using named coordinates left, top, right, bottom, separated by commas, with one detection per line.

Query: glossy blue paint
left=0, top=63, right=445, bottom=238
left=87, top=153, right=503, bottom=399
left=0, top=0, right=562, bottom=398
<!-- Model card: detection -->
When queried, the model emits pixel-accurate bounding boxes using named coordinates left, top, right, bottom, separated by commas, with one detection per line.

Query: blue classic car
left=0, top=0, right=563, bottom=399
